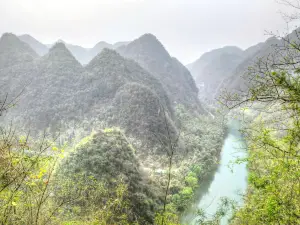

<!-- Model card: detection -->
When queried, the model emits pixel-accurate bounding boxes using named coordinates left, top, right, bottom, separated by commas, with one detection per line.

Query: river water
left=182, top=120, right=248, bottom=225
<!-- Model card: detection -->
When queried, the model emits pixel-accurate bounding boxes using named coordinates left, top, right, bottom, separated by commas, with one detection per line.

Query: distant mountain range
left=0, top=31, right=257, bottom=223
left=0, top=32, right=204, bottom=151
left=18, top=34, right=130, bottom=65
left=187, top=36, right=283, bottom=101
left=6, top=31, right=296, bottom=109
left=187, top=46, right=245, bottom=100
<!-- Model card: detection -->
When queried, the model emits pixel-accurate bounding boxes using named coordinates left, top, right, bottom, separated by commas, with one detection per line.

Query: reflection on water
left=182, top=120, right=248, bottom=225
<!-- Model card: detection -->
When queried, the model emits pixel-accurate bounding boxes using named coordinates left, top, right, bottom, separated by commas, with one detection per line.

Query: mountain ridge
left=117, top=33, right=203, bottom=113
left=17, top=33, right=129, bottom=65
left=0, top=33, right=38, bottom=69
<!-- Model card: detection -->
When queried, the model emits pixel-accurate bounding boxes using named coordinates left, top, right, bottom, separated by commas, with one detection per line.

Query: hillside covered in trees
left=1, top=0, right=300, bottom=224
left=0, top=32, right=225, bottom=224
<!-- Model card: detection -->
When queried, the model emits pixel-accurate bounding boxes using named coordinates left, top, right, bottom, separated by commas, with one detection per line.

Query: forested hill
left=221, top=29, right=300, bottom=94
left=117, top=33, right=202, bottom=113
left=219, top=28, right=300, bottom=225
left=1, top=34, right=175, bottom=147
left=0, top=33, right=38, bottom=69
left=187, top=46, right=245, bottom=100
left=16, top=32, right=203, bottom=114
left=187, top=39, right=279, bottom=101
left=0, top=31, right=226, bottom=224
left=1, top=31, right=211, bottom=150
left=219, top=36, right=281, bottom=95
left=0, top=33, right=39, bottom=101
left=18, top=34, right=49, bottom=56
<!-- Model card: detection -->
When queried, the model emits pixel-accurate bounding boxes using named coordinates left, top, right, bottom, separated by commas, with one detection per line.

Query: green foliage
left=108, top=82, right=178, bottom=153
left=233, top=121, right=300, bottom=224
left=57, top=177, right=133, bottom=225
left=196, top=197, right=237, bottom=225
left=103, top=127, right=119, bottom=133
left=157, top=105, right=226, bottom=215
left=0, top=33, right=228, bottom=225
left=171, top=187, right=194, bottom=212
left=0, top=129, right=64, bottom=224
left=117, top=33, right=201, bottom=112
left=224, top=32, right=300, bottom=225
left=74, top=132, right=94, bottom=149
left=176, top=104, right=225, bottom=168
left=0, top=127, right=142, bottom=225
left=190, top=165, right=202, bottom=175
left=184, top=172, right=198, bottom=189
left=154, top=211, right=180, bottom=225
left=57, top=129, right=159, bottom=224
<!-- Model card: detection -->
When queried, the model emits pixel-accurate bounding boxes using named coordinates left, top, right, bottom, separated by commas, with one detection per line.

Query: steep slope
left=64, top=42, right=90, bottom=65
left=187, top=46, right=244, bottom=79
left=110, top=83, right=177, bottom=153
left=3, top=44, right=178, bottom=152
left=232, top=28, right=300, bottom=93
left=219, top=37, right=282, bottom=95
left=89, top=41, right=113, bottom=61
left=188, top=46, right=243, bottom=70
left=0, top=33, right=226, bottom=221
left=84, top=49, right=177, bottom=152
left=187, top=46, right=245, bottom=100
left=57, top=129, right=160, bottom=224
left=117, top=33, right=202, bottom=113
left=217, top=29, right=300, bottom=99
left=45, top=40, right=90, bottom=65
left=0, top=33, right=39, bottom=103
left=84, top=48, right=173, bottom=113
left=18, top=34, right=49, bottom=56
left=67, top=41, right=130, bottom=64
left=243, top=42, right=264, bottom=58
left=88, top=41, right=130, bottom=62
left=10, top=42, right=84, bottom=130
left=0, top=33, right=38, bottom=69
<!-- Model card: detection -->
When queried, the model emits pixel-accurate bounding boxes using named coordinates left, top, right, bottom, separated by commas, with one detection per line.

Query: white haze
left=0, top=0, right=297, bottom=63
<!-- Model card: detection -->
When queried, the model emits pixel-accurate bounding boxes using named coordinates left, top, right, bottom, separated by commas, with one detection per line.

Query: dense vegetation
left=187, top=46, right=245, bottom=101
left=220, top=23, right=300, bottom=224
left=4, top=2, right=300, bottom=222
left=117, top=34, right=202, bottom=112
left=0, top=105, right=225, bottom=224
left=0, top=126, right=139, bottom=224
left=56, top=129, right=159, bottom=224
left=0, top=32, right=226, bottom=224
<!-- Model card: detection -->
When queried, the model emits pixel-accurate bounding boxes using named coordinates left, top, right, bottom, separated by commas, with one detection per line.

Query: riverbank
left=181, top=120, right=248, bottom=225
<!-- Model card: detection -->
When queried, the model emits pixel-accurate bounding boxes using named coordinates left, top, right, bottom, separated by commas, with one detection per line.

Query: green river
left=182, top=120, right=248, bottom=224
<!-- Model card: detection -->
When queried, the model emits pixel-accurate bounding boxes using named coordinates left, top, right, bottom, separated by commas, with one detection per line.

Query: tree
left=0, top=95, right=134, bottom=225
left=219, top=3, right=300, bottom=223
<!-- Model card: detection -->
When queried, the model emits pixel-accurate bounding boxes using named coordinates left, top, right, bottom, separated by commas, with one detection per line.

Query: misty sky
left=0, top=0, right=297, bottom=64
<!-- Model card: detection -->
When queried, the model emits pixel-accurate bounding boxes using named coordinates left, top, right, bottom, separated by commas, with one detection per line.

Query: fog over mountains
left=15, top=31, right=285, bottom=105
left=1, top=25, right=298, bottom=224
left=187, top=34, right=286, bottom=101
left=18, top=34, right=130, bottom=65
left=1, top=31, right=288, bottom=147
left=1, top=32, right=211, bottom=161
left=2, top=0, right=300, bottom=222
left=1, top=30, right=292, bottom=153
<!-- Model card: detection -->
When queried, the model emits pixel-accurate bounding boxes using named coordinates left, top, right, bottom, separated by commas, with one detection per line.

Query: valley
left=1, top=1, right=300, bottom=224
